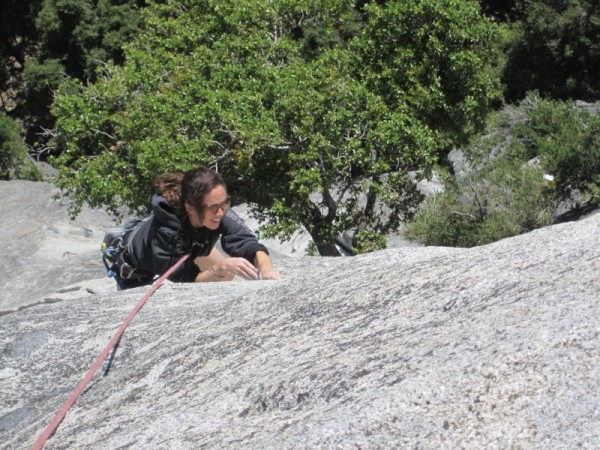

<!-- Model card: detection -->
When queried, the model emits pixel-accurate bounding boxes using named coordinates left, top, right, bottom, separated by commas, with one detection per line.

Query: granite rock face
left=1, top=210, right=599, bottom=449
left=0, top=181, right=118, bottom=314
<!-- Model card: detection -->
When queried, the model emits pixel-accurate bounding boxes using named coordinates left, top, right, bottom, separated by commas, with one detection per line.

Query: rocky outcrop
left=1, top=209, right=598, bottom=448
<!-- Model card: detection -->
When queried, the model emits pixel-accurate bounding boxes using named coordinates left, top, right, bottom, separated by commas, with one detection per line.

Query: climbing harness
left=101, top=220, right=152, bottom=290
left=101, top=228, right=129, bottom=289
left=31, top=253, right=190, bottom=450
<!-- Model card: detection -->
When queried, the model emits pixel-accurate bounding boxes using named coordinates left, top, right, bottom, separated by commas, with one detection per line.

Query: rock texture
left=0, top=181, right=118, bottom=314
left=1, top=209, right=599, bottom=448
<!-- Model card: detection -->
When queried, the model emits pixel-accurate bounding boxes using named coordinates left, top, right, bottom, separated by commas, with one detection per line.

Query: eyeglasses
left=202, top=197, right=231, bottom=214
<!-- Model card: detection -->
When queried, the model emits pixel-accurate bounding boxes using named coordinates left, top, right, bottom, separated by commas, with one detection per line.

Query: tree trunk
left=305, top=187, right=342, bottom=256
left=313, top=239, right=341, bottom=257
left=305, top=210, right=341, bottom=256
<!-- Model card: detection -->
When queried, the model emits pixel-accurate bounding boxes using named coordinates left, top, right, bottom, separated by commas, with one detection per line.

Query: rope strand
left=31, top=254, right=191, bottom=450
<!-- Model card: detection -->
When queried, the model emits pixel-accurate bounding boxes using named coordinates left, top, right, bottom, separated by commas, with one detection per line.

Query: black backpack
left=101, top=219, right=154, bottom=290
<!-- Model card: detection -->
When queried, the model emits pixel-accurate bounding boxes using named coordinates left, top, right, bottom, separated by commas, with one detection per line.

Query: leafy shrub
left=406, top=93, right=599, bottom=247
left=352, top=230, right=387, bottom=254
left=510, top=97, right=600, bottom=202
left=0, top=113, right=42, bottom=180
left=406, top=162, right=554, bottom=247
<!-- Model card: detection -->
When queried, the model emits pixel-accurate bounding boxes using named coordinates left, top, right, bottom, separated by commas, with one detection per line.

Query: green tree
left=0, top=0, right=43, bottom=110
left=478, top=0, right=517, bottom=22
left=22, top=0, right=145, bottom=147
left=34, top=0, right=145, bottom=80
left=503, top=0, right=600, bottom=101
left=0, top=112, right=42, bottom=180
left=51, top=0, right=503, bottom=255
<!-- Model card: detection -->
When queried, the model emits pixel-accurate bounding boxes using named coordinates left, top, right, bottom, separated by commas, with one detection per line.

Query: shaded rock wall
left=1, top=211, right=599, bottom=449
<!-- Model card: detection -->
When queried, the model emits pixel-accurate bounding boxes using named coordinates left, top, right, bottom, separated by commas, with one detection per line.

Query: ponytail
left=155, top=172, right=184, bottom=208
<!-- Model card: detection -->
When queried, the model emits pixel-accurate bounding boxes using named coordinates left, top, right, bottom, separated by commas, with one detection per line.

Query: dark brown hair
left=155, top=167, right=226, bottom=213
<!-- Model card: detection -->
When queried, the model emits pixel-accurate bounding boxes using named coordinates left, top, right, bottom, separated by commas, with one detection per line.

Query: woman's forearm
left=194, top=247, right=233, bottom=282
left=254, top=251, right=281, bottom=280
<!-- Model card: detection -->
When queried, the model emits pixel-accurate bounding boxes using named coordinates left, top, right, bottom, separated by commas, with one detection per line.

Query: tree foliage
left=478, top=0, right=517, bottom=22
left=22, top=0, right=145, bottom=139
left=0, top=0, right=43, bottom=97
left=34, top=0, right=145, bottom=80
left=0, top=112, right=42, bottom=180
left=50, top=0, right=503, bottom=255
left=407, top=94, right=600, bottom=247
left=503, top=0, right=600, bottom=101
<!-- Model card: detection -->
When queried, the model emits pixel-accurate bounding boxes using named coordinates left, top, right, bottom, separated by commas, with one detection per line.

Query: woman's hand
left=216, top=257, right=260, bottom=280
left=260, top=269, right=282, bottom=280
left=254, top=250, right=282, bottom=281
left=196, top=249, right=281, bottom=282
left=217, top=258, right=282, bottom=280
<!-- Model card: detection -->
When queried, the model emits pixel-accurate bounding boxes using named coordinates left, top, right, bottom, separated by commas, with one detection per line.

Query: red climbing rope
left=31, top=254, right=191, bottom=450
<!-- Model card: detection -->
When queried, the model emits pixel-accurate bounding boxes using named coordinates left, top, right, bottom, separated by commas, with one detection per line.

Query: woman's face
left=185, top=185, right=229, bottom=230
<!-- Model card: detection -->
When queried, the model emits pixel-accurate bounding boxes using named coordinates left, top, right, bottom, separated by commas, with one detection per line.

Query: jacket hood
left=151, top=194, right=186, bottom=230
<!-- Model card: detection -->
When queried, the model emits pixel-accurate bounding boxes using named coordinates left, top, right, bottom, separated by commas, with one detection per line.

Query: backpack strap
left=102, top=227, right=153, bottom=290
left=101, top=230, right=128, bottom=289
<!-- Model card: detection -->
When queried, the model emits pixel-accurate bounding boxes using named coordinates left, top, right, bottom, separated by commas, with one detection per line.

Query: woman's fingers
left=220, top=258, right=283, bottom=281
left=260, top=270, right=282, bottom=280
left=226, top=258, right=259, bottom=280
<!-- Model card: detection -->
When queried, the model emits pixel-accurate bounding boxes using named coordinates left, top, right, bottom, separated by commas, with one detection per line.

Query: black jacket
left=126, top=194, right=268, bottom=282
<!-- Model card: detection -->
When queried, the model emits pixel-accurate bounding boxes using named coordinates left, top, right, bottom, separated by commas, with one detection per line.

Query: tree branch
left=91, top=128, right=117, bottom=140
